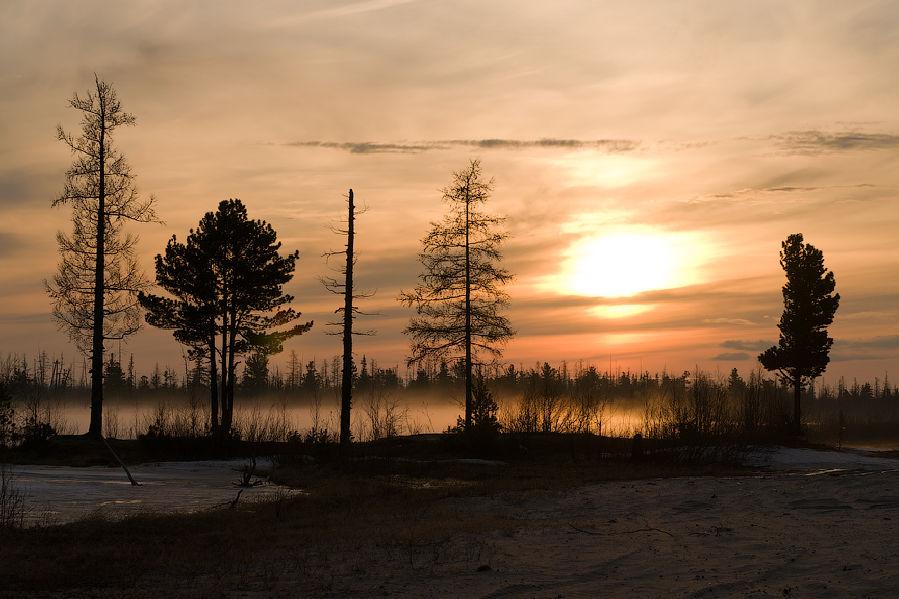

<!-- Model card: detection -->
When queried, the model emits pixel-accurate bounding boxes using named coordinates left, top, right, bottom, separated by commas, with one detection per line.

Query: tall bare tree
left=400, top=159, right=514, bottom=430
left=46, top=75, right=159, bottom=437
left=321, top=189, right=376, bottom=445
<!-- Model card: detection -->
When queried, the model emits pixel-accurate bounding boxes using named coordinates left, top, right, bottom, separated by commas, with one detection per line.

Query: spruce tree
left=759, top=233, right=840, bottom=437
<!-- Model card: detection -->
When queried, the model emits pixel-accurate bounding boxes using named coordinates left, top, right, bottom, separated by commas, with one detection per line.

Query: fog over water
left=44, top=393, right=645, bottom=441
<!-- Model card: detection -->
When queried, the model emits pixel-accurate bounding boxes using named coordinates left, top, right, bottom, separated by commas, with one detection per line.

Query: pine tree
left=759, top=233, right=840, bottom=436
left=139, top=199, right=311, bottom=436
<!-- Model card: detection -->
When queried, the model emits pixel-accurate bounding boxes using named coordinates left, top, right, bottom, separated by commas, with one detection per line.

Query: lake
left=27, top=392, right=645, bottom=441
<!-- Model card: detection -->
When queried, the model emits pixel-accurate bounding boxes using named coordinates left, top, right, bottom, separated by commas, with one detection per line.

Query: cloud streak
left=762, top=131, right=899, bottom=155
left=720, top=340, right=774, bottom=352
left=835, top=335, right=899, bottom=350
left=286, top=138, right=641, bottom=154
left=686, top=183, right=878, bottom=206
left=710, top=352, right=750, bottom=361
left=703, top=318, right=755, bottom=326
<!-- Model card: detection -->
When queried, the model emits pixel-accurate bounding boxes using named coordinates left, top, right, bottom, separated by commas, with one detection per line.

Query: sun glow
left=588, top=305, right=652, bottom=319
left=561, top=230, right=705, bottom=298
left=552, top=155, right=659, bottom=188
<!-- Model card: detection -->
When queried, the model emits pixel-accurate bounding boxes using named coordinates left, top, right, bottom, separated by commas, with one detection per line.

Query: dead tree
left=321, top=189, right=376, bottom=446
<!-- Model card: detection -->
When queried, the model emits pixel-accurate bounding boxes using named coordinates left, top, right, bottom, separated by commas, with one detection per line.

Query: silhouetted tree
left=759, top=233, right=839, bottom=437
left=357, top=356, right=371, bottom=392
left=46, top=75, right=159, bottom=437
left=399, top=159, right=514, bottom=429
left=103, top=353, right=126, bottom=397
left=241, top=351, right=269, bottom=395
left=302, top=360, right=321, bottom=398
left=150, top=364, right=162, bottom=391
left=139, top=199, right=312, bottom=437
left=321, top=189, right=375, bottom=445
left=286, top=350, right=302, bottom=390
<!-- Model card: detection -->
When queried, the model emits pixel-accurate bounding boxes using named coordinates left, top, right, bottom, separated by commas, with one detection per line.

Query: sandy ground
left=325, top=448, right=899, bottom=598
left=435, top=471, right=899, bottom=598
left=10, top=447, right=899, bottom=597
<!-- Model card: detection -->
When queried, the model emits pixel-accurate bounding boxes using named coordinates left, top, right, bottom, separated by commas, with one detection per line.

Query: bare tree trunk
left=464, top=182, right=472, bottom=430
left=88, top=85, right=107, bottom=439
left=209, top=339, right=219, bottom=435
left=340, top=190, right=354, bottom=445
left=793, top=379, right=802, bottom=437
left=223, top=310, right=236, bottom=435
left=218, top=310, right=230, bottom=439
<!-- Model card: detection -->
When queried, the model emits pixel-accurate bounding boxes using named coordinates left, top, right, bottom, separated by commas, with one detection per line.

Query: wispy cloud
left=762, top=131, right=899, bottom=155
left=835, top=335, right=899, bottom=350
left=710, top=352, right=750, bottom=361
left=266, top=0, right=420, bottom=26
left=286, top=138, right=641, bottom=154
left=703, top=318, right=755, bottom=326
left=0, top=231, right=26, bottom=256
left=720, top=339, right=774, bottom=352
left=839, top=311, right=899, bottom=321
left=686, top=183, right=877, bottom=205
left=716, top=336, right=899, bottom=364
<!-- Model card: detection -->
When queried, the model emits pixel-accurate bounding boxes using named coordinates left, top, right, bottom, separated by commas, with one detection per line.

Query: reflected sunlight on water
left=50, top=395, right=467, bottom=440
left=46, top=395, right=648, bottom=440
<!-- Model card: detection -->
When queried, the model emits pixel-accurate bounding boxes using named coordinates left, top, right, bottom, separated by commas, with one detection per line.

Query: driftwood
left=101, top=436, right=140, bottom=486
left=568, top=523, right=673, bottom=537
left=234, top=456, right=265, bottom=487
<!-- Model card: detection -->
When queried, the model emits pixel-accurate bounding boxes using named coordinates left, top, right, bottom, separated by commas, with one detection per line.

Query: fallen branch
left=102, top=436, right=139, bottom=486
left=569, top=523, right=673, bottom=537
left=214, top=489, right=243, bottom=510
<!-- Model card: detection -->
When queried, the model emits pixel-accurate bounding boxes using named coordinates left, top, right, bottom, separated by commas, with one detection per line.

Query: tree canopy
left=139, top=199, right=312, bottom=436
left=759, top=233, right=839, bottom=436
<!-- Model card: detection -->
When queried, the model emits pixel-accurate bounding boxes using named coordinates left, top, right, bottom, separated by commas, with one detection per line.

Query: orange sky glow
left=2, top=1, right=899, bottom=385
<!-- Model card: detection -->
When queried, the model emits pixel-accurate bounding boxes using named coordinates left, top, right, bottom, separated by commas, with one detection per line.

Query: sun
left=563, top=231, right=701, bottom=298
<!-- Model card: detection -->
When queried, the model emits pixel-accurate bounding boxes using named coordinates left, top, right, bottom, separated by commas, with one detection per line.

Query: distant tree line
left=4, top=349, right=898, bottom=408
left=3, top=347, right=899, bottom=448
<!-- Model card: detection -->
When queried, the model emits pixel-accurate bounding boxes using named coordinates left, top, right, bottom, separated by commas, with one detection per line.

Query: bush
left=445, top=374, right=501, bottom=449
left=16, top=415, right=57, bottom=446
left=0, top=383, right=14, bottom=449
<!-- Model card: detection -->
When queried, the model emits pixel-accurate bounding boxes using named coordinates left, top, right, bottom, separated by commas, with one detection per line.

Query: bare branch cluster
left=399, top=159, right=514, bottom=367
left=399, top=159, right=515, bottom=429
left=46, top=217, right=146, bottom=354
left=321, top=192, right=377, bottom=336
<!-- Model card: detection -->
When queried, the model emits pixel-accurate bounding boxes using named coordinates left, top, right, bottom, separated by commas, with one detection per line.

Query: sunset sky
left=2, top=1, right=899, bottom=386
